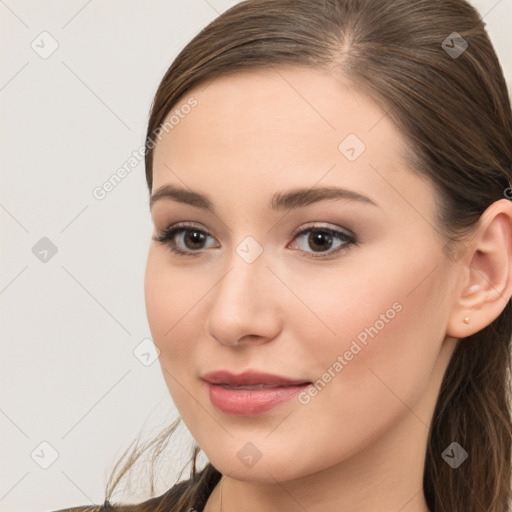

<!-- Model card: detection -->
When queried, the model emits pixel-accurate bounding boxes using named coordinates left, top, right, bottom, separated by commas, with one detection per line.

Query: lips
left=201, top=370, right=311, bottom=387
left=201, top=370, right=312, bottom=416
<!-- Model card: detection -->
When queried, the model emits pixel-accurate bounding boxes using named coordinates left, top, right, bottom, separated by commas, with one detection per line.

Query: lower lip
left=206, top=382, right=311, bottom=416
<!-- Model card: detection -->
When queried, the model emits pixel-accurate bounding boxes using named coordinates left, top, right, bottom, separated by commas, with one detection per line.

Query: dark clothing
left=49, top=466, right=222, bottom=512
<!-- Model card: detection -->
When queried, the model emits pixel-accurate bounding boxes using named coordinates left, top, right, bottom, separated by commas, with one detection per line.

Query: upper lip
left=201, top=370, right=310, bottom=386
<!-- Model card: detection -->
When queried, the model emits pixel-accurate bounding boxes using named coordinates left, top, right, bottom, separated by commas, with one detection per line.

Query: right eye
left=153, top=223, right=218, bottom=257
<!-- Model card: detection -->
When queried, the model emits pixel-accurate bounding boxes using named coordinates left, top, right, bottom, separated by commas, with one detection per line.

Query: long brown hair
left=100, top=1, right=512, bottom=510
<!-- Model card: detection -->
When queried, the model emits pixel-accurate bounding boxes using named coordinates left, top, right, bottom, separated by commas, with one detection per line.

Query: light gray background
left=1, top=1, right=510, bottom=511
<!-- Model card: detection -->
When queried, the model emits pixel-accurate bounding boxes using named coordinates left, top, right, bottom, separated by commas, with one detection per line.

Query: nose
left=205, top=248, right=282, bottom=347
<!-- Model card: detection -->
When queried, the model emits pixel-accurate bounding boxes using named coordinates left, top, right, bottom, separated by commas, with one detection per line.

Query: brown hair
left=100, top=0, right=512, bottom=510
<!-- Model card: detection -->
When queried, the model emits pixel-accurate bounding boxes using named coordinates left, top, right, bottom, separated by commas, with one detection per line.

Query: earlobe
left=446, top=199, right=512, bottom=339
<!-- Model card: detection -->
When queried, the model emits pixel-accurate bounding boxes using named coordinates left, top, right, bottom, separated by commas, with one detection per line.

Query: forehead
left=155, top=65, right=397, bottom=161
left=151, top=65, right=434, bottom=217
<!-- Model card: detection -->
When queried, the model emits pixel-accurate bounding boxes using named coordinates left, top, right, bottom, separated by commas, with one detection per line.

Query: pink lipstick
left=201, top=370, right=311, bottom=416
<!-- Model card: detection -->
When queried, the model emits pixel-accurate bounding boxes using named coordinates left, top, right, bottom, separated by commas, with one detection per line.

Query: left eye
left=289, top=226, right=356, bottom=258
left=153, top=223, right=356, bottom=259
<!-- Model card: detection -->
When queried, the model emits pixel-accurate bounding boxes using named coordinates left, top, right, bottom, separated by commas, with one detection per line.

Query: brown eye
left=289, top=225, right=356, bottom=259
left=307, top=230, right=334, bottom=252
left=153, top=224, right=217, bottom=256
left=154, top=222, right=356, bottom=259
left=182, top=230, right=208, bottom=250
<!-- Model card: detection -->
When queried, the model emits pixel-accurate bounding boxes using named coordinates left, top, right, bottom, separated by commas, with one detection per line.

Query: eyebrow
left=149, top=184, right=378, bottom=212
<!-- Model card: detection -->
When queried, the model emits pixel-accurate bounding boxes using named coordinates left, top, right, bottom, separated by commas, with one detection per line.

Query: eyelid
left=289, top=222, right=355, bottom=241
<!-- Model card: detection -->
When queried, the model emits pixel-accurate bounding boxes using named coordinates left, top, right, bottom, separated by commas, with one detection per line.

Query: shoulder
left=48, top=503, right=153, bottom=512
left=49, top=508, right=104, bottom=512
left=48, top=465, right=221, bottom=512
left=48, top=500, right=162, bottom=512
left=48, top=498, right=159, bottom=512
left=47, top=482, right=187, bottom=512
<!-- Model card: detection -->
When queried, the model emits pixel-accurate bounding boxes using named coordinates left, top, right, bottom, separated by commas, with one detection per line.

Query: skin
left=145, top=65, right=512, bottom=512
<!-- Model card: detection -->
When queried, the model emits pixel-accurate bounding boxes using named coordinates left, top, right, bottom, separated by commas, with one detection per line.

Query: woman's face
left=145, top=66, right=460, bottom=482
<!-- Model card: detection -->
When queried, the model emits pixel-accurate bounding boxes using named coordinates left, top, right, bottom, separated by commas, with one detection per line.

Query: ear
left=447, top=198, right=512, bottom=339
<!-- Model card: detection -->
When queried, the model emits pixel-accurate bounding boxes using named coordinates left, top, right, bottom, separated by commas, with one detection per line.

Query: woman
left=52, top=0, right=512, bottom=511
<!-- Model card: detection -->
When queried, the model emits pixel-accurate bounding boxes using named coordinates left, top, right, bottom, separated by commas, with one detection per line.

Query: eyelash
left=153, top=222, right=357, bottom=260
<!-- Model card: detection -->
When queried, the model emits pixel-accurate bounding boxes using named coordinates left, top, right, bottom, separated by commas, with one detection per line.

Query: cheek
left=144, top=261, right=193, bottom=413
left=260, top=257, right=448, bottom=472
left=290, top=250, right=447, bottom=416
left=144, top=251, right=200, bottom=366
left=144, top=252, right=169, bottom=346
left=144, top=249, right=220, bottom=420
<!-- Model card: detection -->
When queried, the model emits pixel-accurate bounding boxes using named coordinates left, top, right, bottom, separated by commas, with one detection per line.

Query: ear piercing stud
left=463, top=316, right=470, bottom=324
